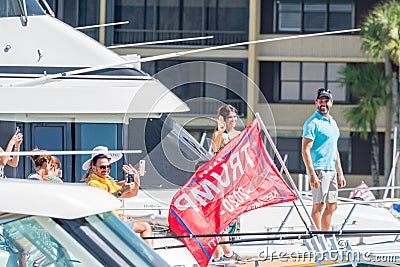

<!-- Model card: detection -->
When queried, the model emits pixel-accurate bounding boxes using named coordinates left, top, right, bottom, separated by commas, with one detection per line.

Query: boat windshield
left=0, top=0, right=45, bottom=18
left=0, top=212, right=169, bottom=267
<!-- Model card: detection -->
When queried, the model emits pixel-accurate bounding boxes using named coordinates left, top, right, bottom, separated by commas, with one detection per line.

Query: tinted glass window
left=79, top=123, right=120, bottom=179
left=61, top=0, right=99, bottom=39
left=1, top=213, right=169, bottom=267
left=261, top=62, right=348, bottom=103
left=29, top=123, right=70, bottom=181
left=329, top=2, right=352, bottom=30
left=276, top=0, right=353, bottom=33
left=142, top=60, right=247, bottom=116
left=276, top=136, right=351, bottom=173
left=278, top=1, right=301, bottom=31
left=0, top=0, right=45, bottom=17
left=304, top=2, right=326, bottom=32
left=114, top=0, right=248, bottom=45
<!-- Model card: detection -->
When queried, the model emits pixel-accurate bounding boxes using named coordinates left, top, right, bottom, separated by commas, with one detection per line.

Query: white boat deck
left=121, top=189, right=400, bottom=267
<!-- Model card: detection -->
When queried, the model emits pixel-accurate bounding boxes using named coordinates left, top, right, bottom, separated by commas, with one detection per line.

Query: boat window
left=1, top=216, right=90, bottom=266
left=0, top=0, right=45, bottom=18
left=86, top=214, right=168, bottom=266
left=0, top=212, right=169, bottom=267
left=0, top=66, right=148, bottom=77
left=125, top=116, right=211, bottom=189
left=56, top=212, right=169, bottom=267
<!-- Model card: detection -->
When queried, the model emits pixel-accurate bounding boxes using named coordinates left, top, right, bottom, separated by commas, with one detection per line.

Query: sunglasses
left=97, top=165, right=111, bottom=170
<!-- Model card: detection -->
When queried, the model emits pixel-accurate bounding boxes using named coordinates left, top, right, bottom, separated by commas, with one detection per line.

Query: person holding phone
left=82, top=146, right=153, bottom=247
left=0, top=128, right=23, bottom=179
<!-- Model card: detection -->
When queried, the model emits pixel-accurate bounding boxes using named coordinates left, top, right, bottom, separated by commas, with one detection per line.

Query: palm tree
left=361, top=0, right=400, bottom=181
left=340, top=64, right=389, bottom=187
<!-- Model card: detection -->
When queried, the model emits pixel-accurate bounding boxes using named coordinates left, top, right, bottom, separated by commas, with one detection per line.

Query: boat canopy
left=0, top=178, right=121, bottom=219
left=0, top=80, right=189, bottom=123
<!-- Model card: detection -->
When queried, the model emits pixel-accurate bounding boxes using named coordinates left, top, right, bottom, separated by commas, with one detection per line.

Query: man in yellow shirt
left=82, top=146, right=153, bottom=247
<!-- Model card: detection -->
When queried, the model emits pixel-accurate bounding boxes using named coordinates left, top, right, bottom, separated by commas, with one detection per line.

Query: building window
left=279, top=62, right=347, bottom=102
left=52, top=0, right=99, bottom=40
left=113, top=0, right=248, bottom=46
left=276, top=0, right=353, bottom=33
left=276, top=136, right=350, bottom=174
left=276, top=137, right=305, bottom=173
left=142, top=60, right=247, bottom=116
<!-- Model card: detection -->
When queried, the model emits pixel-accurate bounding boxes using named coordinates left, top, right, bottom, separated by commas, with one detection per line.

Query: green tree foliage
left=360, top=0, right=400, bottom=180
left=340, top=63, right=389, bottom=187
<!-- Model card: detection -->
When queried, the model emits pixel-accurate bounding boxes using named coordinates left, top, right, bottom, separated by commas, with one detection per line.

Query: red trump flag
left=168, top=119, right=297, bottom=267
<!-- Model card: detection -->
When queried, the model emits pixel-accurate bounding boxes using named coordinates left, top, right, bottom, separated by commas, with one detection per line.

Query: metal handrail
left=118, top=191, right=400, bottom=213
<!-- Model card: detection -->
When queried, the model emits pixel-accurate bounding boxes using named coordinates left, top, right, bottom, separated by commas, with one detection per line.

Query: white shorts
left=311, top=170, right=338, bottom=204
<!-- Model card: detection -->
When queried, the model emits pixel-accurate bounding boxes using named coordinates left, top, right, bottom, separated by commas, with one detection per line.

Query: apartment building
left=42, top=0, right=386, bottom=180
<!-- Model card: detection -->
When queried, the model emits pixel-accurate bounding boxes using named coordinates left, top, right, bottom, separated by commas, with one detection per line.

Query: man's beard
left=318, top=105, right=329, bottom=114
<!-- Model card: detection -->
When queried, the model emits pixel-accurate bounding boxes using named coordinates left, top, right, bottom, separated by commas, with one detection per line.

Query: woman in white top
left=0, top=129, right=23, bottom=179
left=210, top=104, right=243, bottom=262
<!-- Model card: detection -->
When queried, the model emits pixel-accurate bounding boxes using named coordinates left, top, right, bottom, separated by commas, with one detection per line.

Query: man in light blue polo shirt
left=302, top=88, right=346, bottom=231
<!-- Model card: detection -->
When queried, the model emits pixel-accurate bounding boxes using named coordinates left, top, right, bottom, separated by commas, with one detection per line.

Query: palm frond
left=339, top=64, right=388, bottom=140
left=361, top=0, right=400, bottom=64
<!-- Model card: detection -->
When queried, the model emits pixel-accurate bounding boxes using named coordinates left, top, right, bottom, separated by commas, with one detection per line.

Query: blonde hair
left=51, top=156, right=61, bottom=170
left=81, top=168, right=93, bottom=183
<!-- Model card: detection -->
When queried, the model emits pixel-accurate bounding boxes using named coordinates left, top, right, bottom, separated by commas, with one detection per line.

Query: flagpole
left=255, top=113, right=317, bottom=230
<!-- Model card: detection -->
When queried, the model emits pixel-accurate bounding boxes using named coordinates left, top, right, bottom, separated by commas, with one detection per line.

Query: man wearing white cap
left=82, top=146, right=153, bottom=247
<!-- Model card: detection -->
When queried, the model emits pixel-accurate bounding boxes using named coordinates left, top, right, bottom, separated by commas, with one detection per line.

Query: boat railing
left=119, top=188, right=400, bottom=239
left=118, top=184, right=400, bottom=245
left=118, top=189, right=400, bottom=216
left=119, top=185, right=400, bottom=212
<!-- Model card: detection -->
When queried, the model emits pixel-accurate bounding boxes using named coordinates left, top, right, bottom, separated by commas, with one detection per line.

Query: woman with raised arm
left=210, top=104, right=243, bottom=262
left=0, top=129, right=23, bottom=179
left=212, top=104, right=241, bottom=153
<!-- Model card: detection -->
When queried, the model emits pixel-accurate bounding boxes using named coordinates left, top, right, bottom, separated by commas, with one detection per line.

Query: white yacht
left=0, top=0, right=208, bottom=186
left=0, top=179, right=171, bottom=266
left=1, top=1, right=400, bottom=267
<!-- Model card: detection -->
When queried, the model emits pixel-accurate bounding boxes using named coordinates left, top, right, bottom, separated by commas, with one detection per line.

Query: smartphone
left=16, top=126, right=21, bottom=133
left=127, top=173, right=134, bottom=183
left=139, top=160, right=146, bottom=176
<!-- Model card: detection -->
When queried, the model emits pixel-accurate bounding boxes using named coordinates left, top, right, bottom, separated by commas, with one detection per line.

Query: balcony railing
left=113, top=29, right=248, bottom=46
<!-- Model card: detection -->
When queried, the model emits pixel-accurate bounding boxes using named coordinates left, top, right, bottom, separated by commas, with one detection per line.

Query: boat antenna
left=18, top=0, right=28, bottom=25
left=4, top=28, right=360, bottom=87
left=39, top=0, right=55, bottom=17
left=75, top=21, right=129, bottom=30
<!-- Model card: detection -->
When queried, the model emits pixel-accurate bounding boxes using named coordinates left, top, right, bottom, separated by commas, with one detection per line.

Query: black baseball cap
left=316, top=88, right=332, bottom=100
